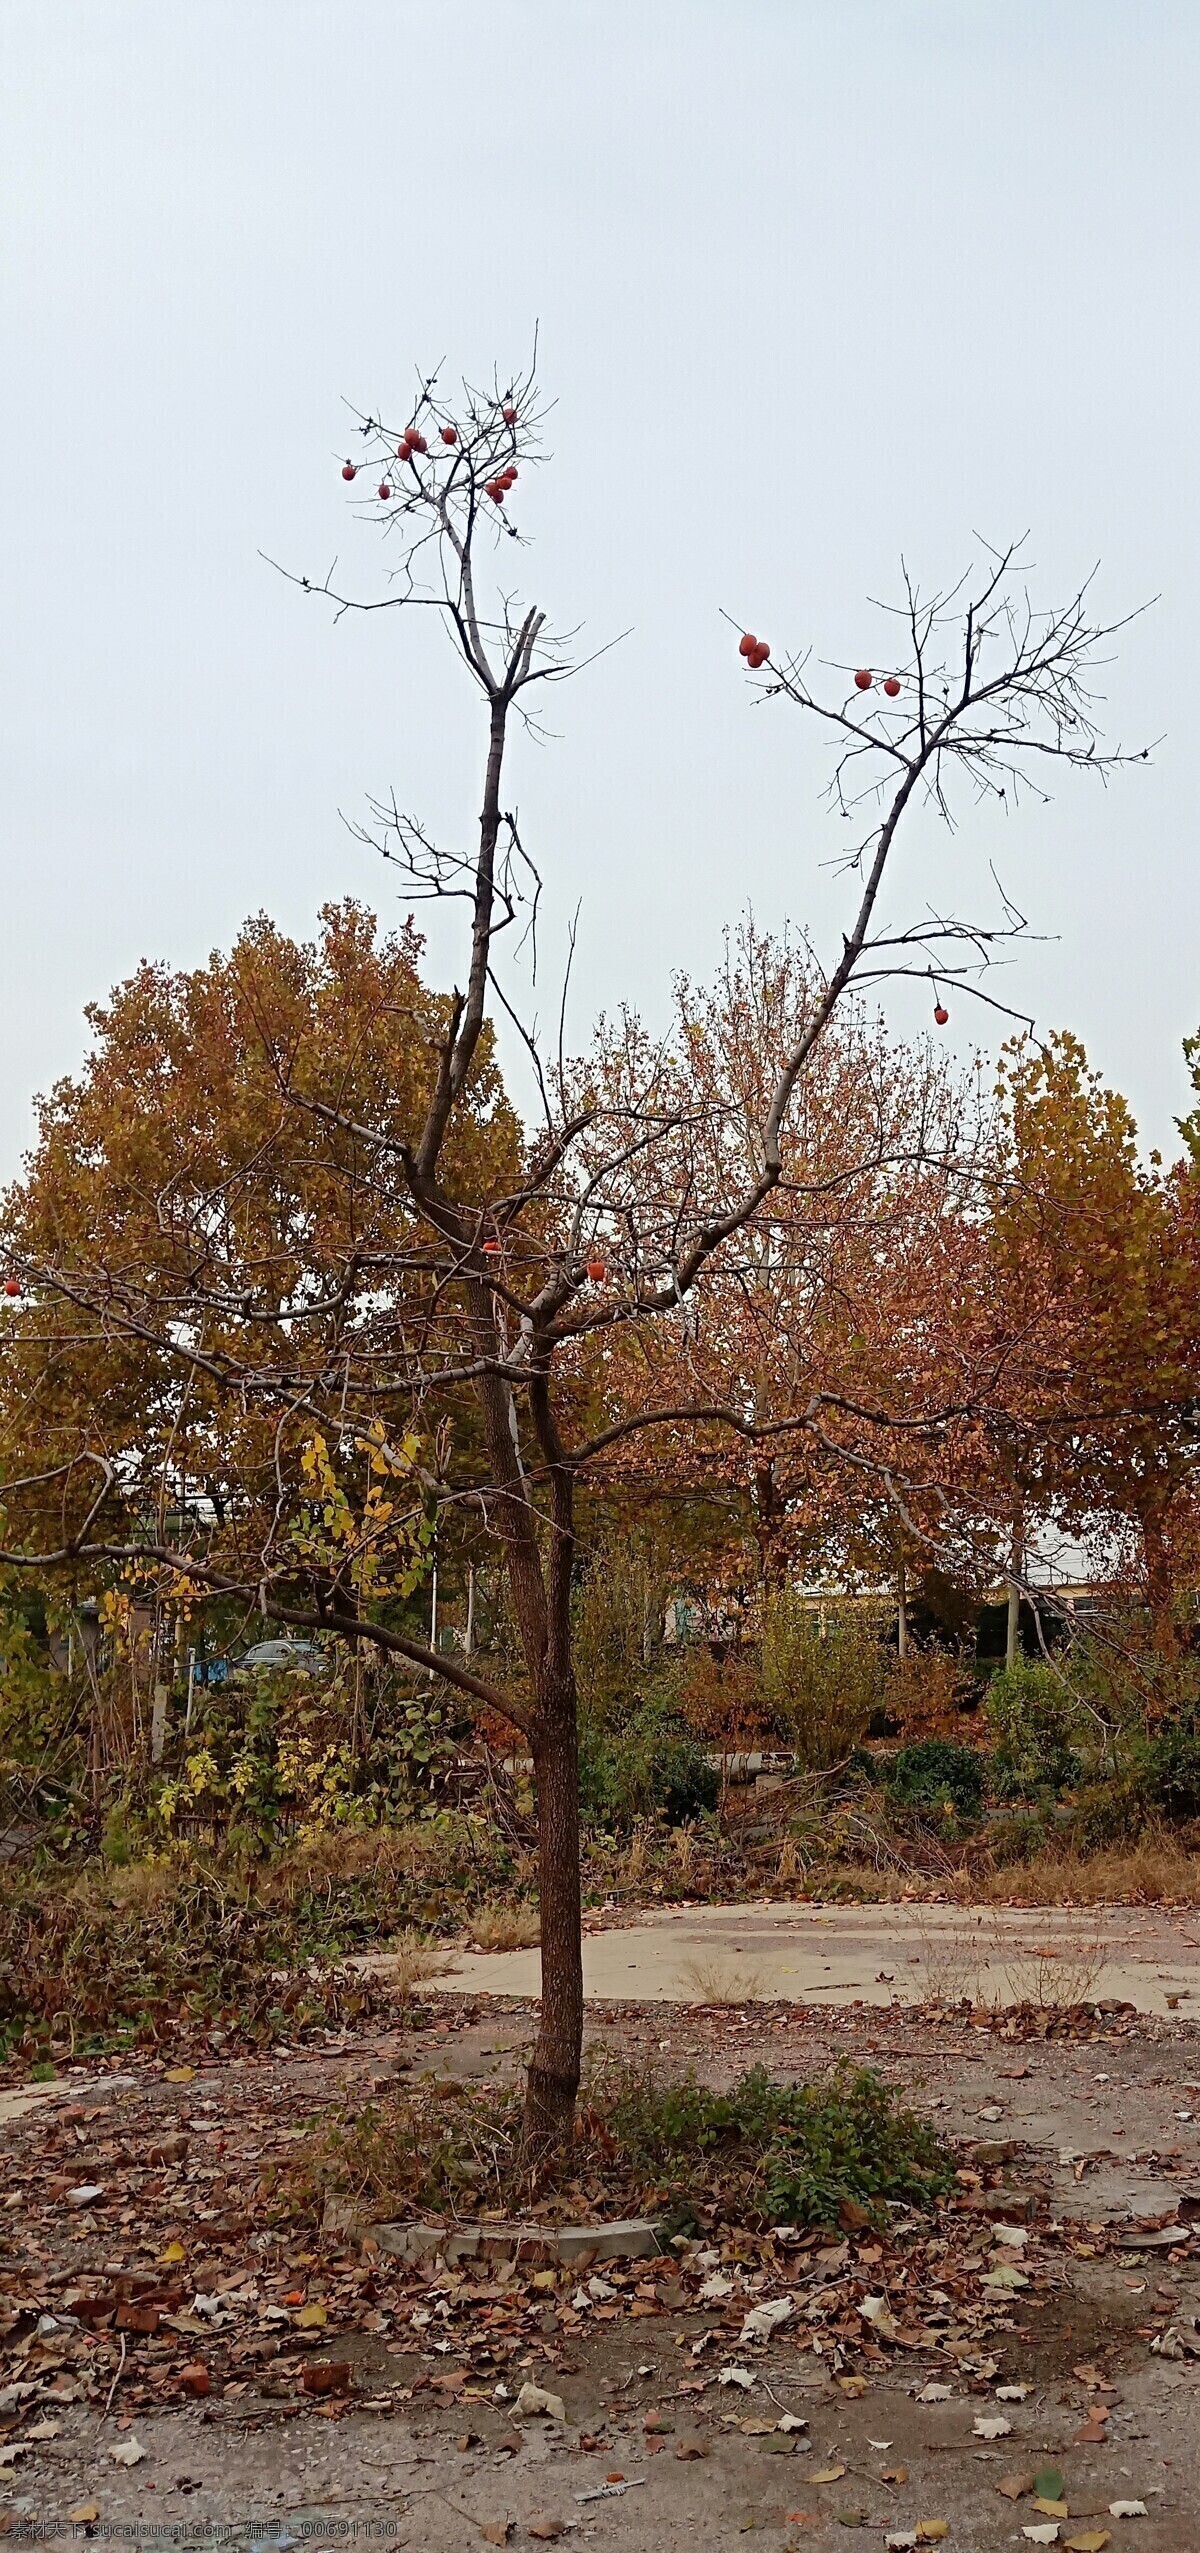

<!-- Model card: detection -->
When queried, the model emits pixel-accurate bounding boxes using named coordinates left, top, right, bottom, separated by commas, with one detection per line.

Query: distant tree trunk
left=1005, top=1513, right=1023, bottom=1671
left=753, top=1458, right=787, bottom=1589
left=1141, top=1503, right=1177, bottom=1664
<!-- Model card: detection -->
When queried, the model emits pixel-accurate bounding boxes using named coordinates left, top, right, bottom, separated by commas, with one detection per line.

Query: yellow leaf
left=69, top=2507, right=100, bottom=2524
left=1064, top=2536, right=1111, bottom=2551
left=164, top=2066, right=194, bottom=2084
left=916, top=2529, right=949, bottom=2545
left=158, top=2242, right=186, bottom=2265
left=296, top=2303, right=327, bottom=2329
left=812, top=2466, right=847, bottom=2485
left=1035, top=2502, right=1069, bottom=2520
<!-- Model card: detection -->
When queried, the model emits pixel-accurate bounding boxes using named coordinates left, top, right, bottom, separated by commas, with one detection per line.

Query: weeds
left=0, top=1822, right=510, bottom=2051
left=679, top=1955, right=767, bottom=2005
left=464, top=1903, right=541, bottom=1952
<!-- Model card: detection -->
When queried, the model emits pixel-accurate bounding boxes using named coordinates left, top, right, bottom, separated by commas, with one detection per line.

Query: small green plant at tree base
left=305, top=2058, right=953, bottom=2234
left=886, top=1738, right=986, bottom=1823
left=985, top=1662, right=1084, bottom=1798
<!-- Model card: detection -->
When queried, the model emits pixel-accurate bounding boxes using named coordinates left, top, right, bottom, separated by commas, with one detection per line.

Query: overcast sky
left=2, top=1, right=1197, bottom=1176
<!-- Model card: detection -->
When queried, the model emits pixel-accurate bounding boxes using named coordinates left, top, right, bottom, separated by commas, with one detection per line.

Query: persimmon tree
left=0, top=359, right=1141, bottom=2141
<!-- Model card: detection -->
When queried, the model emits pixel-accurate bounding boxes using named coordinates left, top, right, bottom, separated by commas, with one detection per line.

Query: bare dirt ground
left=7, top=1969, right=1200, bottom=2548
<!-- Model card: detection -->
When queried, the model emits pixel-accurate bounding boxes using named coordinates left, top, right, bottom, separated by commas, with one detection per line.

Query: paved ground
left=11, top=1916, right=1200, bottom=2546
left=430, top=1899, right=1200, bottom=2017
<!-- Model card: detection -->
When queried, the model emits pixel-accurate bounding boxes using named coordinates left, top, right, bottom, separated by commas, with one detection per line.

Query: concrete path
left=429, top=1898, right=1200, bottom=2015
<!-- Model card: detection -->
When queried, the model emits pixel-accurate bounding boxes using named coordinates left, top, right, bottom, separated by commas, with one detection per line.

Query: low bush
left=1149, top=1717, right=1200, bottom=1821
left=760, top=1594, right=889, bottom=1769
left=886, top=1738, right=987, bottom=1822
left=985, top=1662, right=1085, bottom=1797
left=578, top=1692, right=718, bottom=1830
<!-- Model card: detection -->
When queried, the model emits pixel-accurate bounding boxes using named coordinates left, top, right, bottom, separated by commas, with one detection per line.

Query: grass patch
left=972, top=1836, right=1200, bottom=1905
left=464, top=1904, right=541, bottom=1952
left=302, top=2059, right=954, bottom=2236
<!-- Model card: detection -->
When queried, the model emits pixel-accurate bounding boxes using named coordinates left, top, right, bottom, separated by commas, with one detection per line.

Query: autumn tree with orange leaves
left=0, top=358, right=1143, bottom=2142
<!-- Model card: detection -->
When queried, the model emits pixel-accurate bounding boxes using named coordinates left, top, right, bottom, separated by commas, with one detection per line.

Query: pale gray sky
left=2, top=1, right=1197, bottom=1174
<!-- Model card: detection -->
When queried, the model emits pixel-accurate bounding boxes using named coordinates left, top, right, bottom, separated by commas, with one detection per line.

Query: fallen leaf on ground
left=974, top=2415, right=1012, bottom=2439
left=882, top=2466, right=909, bottom=2485
left=719, top=2365, right=755, bottom=2390
left=1108, top=2508, right=1148, bottom=2522
left=741, top=2297, right=795, bottom=2343
left=302, top=2363, right=352, bottom=2397
left=109, top=2438, right=147, bottom=2467
left=1036, top=2503, right=1069, bottom=2522
left=999, top=2475, right=1036, bottom=2501
left=917, top=2383, right=952, bottom=2404
left=812, top=2466, right=847, bottom=2486
left=68, top=2509, right=99, bottom=2526
left=915, top=2528, right=948, bottom=2545
left=296, top=2302, right=327, bottom=2329
left=997, top=2384, right=1030, bottom=2401
left=837, top=2374, right=869, bottom=2398
left=164, top=2067, right=195, bottom=2083
left=515, top=2381, right=566, bottom=2422
left=527, top=2521, right=567, bottom=2543
left=1022, top=2530, right=1060, bottom=2547
left=675, top=2437, right=709, bottom=2460
left=1064, top=2536, right=1111, bottom=2551
left=1034, top=2470, right=1066, bottom=2504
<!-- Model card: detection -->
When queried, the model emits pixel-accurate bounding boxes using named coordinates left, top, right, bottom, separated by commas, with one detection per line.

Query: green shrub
left=1069, top=1770, right=1155, bottom=1850
left=985, top=1662, right=1084, bottom=1797
left=1149, top=1719, right=1200, bottom=1821
left=606, top=2061, right=954, bottom=2228
left=760, top=1593, right=889, bottom=1770
left=578, top=1691, right=718, bottom=1830
left=574, top=1537, right=673, bottom=1722
left=886, top=1738, right=986, bottom=1821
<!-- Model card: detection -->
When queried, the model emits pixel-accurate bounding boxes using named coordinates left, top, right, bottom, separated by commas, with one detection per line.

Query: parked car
left=237, top=1637, right=330, bottom=1676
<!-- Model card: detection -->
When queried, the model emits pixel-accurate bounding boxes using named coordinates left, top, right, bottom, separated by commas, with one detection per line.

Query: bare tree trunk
left=1005, top=1512, right=1023, bottom=1671
left=525, top=1672, right=584, bottom=2143
left=1141, top=1505, right=1177, bottom=1665
left=1005, top=1582, right=1020, bottom=1672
